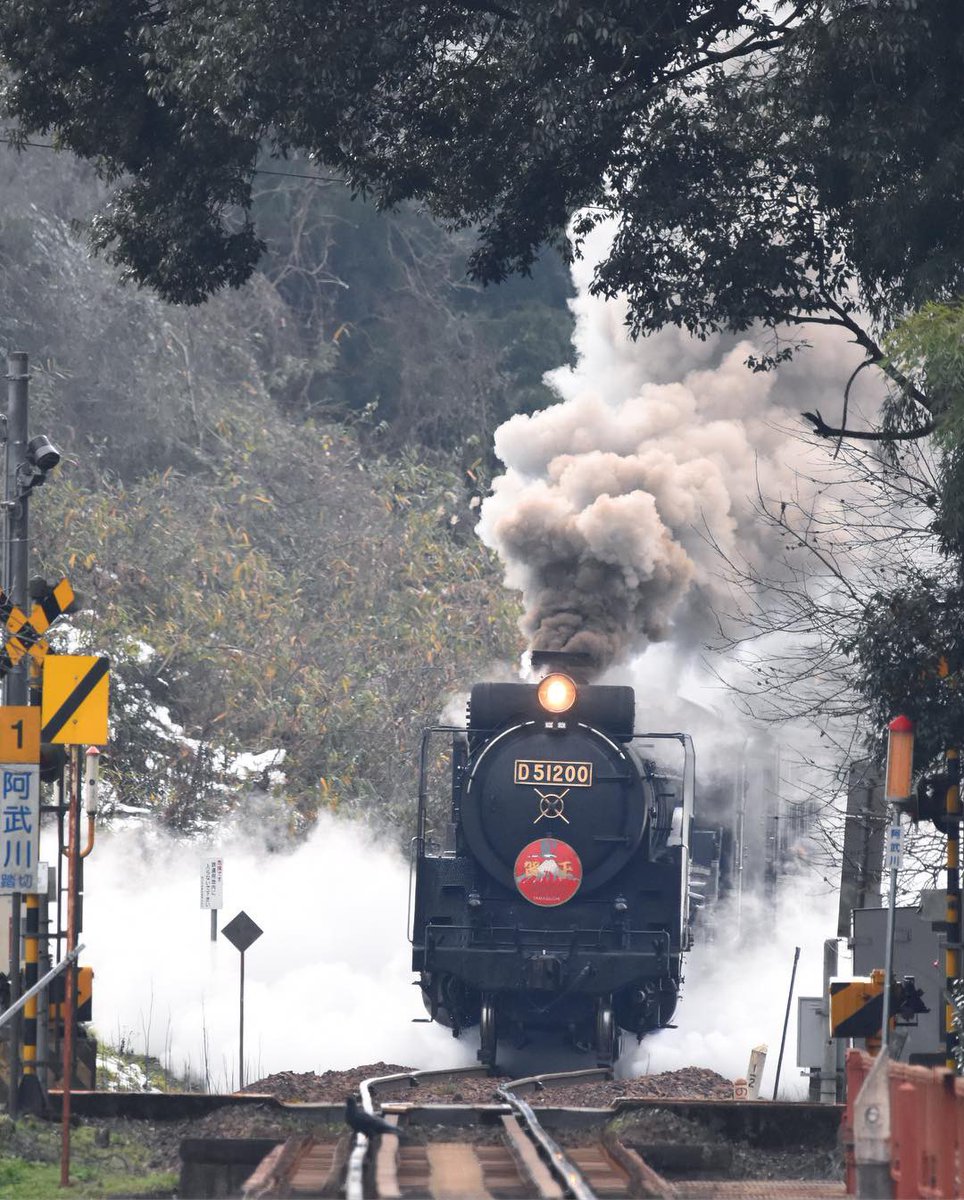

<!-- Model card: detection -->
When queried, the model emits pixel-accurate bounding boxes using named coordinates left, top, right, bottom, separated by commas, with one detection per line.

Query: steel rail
left=498, top=1081, right=598, bottom=1200
left=345, top=1063, right=496, bottom=1200
left=500, top=1066, right=611, bottom=1097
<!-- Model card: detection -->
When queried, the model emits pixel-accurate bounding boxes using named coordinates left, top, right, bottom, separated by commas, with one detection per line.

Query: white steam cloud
left=622, top=882, right=843, bottom=1097
left=79, top=817, right=473, bottom=1087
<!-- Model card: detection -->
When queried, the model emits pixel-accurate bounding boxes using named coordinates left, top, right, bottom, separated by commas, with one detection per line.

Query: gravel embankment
left=240, top=1062, right=736, bottom=1107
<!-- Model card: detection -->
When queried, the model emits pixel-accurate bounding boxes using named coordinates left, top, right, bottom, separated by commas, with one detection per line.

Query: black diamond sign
left=221, top=910, right=263, bottom=953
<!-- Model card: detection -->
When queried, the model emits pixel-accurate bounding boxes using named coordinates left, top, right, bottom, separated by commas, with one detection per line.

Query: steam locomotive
left=410, top=651, right=716, bottom=1066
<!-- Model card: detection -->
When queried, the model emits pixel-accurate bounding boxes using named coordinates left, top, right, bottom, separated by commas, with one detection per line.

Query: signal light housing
left=39, top=742, right=66, bottom=784
left=894, top=773, right=954, bottom=831
left=884, top=715, right=914, bottom=802
left=537, top=673, right=577, bottom=714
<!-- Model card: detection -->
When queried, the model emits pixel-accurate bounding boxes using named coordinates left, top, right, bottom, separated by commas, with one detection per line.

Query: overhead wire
left=0, top=132, right=342, bottom=184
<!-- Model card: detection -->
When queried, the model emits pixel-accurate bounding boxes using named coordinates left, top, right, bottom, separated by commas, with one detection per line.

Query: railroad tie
left=426, top=1143, right=492, bottom=1199
left=375, top=1115, right=402, bottom=1199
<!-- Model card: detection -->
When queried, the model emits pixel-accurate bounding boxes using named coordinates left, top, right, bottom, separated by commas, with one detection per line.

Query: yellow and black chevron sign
left=41, top=655, right=109, bottom=745
left=0, top=577, right=75, bottom=671
left=830, top=973, right=885, bottom=1039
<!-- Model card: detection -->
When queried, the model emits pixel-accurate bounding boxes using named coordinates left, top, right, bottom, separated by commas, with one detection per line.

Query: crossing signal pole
left=881, top=715, right=914, bottom=1052
left=886, top=712, right=964, bottom=1068
left=943, top=748, right=961, bottom=1068
left=2, top=351, right=65, bottom=1117
left=4, top=351, right=30, bottom=1116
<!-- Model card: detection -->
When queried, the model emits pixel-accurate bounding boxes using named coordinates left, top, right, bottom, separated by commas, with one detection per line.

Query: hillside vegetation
left=0, top=145, right=572, bottom=838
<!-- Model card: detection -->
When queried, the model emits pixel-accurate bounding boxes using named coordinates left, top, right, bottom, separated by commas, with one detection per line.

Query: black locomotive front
left=411, top=655, right=694, bottom=1065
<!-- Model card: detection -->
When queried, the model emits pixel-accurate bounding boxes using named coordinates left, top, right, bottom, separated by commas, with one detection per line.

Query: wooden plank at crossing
left=0, top=706, right=40, bottom=762
left=41, top=655, right=109, bottom=745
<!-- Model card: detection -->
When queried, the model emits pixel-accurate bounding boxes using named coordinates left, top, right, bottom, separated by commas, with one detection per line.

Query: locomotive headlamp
left=537, top=673, right=577, bottom=714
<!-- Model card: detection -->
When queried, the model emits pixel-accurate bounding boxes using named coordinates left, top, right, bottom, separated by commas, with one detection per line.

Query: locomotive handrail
left=424, top=921, right=671, bottom=949
left=406, top=835, right=418, bottom=945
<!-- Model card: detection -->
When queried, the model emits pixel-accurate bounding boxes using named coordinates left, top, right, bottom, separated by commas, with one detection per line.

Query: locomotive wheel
left=595, top=998, right=620, bottom=1067
left=478, top=995, right=498, bottom=1068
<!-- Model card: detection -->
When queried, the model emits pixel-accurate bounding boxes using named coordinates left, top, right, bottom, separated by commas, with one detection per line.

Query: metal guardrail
left=345, top=1063, right=494, bottom=1200
left=498, top=1076, right=598, bottom=1200
left=501, top=1066, right=611, bottom=1097
left=0, top=943, right=84, bottom=1030
left=344, top=1062, right=611, bottom=1198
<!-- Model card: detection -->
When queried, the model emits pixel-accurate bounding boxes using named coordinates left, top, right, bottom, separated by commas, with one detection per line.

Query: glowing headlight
left=537, top=673, right=577, bottom=714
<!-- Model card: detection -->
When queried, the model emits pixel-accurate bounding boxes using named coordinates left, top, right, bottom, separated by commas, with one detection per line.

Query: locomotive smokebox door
left=463, top=719, right=648, bottom=897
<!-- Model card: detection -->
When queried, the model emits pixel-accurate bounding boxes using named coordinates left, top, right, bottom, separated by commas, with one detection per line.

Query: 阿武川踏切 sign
left=0, top=762, right=40, bottom=894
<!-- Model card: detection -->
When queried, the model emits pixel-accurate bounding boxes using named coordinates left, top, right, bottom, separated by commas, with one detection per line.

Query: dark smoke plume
left=477, top=330, right=866, bottom=677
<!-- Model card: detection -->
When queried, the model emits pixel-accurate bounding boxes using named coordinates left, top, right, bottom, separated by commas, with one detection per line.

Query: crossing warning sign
left=41, top=655, right=109, bottom=745
left=0, top=577, right=75, bottom=669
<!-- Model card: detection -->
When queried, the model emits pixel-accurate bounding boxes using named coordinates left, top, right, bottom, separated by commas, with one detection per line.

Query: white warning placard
left=200, top=856, right=223, bottom=910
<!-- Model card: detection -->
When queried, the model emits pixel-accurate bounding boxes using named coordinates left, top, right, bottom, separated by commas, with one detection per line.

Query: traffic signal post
left=887, top=716, right=964, bottom=1067
left=0, top=355, right=110, bottom=1200
left=4, top=351, right=32, bottom=1116
left=943, top=749, right=961, bottom=1068
left=881, top=715, right=914, bottom=1053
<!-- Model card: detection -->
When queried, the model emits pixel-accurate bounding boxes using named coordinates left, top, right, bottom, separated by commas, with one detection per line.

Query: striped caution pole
left=23, top=894, right=38, bottom=1074
left=946, top=748, right=961, bottom=1069
left=16, top=892, right=47, bottom=1113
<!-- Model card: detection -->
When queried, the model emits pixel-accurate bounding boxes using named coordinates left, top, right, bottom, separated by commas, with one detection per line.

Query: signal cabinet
left=851, top=897, right=946, bottom=1063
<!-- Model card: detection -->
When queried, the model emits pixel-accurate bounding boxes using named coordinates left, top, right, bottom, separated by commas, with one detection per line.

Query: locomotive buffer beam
left=426, top=945, right=671, bottom=993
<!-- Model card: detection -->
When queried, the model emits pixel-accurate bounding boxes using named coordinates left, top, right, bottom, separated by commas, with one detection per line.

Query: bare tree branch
left=802, top=409, right=936, bottom=442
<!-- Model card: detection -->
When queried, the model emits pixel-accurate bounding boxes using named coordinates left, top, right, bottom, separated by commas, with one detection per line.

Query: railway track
left=239, top=1066, right=847, bottom=1200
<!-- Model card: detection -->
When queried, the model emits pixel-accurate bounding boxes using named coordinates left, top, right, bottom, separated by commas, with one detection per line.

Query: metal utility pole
left=61, top=748, right=81, bottom=1187
left=944, top=748, right=961, bottom=1068
left=4, top=350, right=29, bottom=1116
left=6, top=351, right=30, bottom=700
left=773, top=945, right=800, bottom=1099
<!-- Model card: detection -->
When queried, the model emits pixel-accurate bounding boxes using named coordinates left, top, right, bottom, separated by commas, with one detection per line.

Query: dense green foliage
left=0, top=1114, right=176, bottom=1199
left=0, top=146, right=532, bottom=835
left=7, top=1, right=964, bottom=790
left=252, top=172, right=574, bottom=448
left=831, top=302, right=964, bottom=770
left=4, top=2, right=964, bottom=378
left=0, top=2, right=773, bottom=303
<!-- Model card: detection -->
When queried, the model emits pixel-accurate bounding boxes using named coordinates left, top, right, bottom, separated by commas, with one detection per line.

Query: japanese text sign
left=886, top=822, right=904, bottom=871
left=0, top=763, right=40, bottom=893
left=200, top=857, right=223, bottom=910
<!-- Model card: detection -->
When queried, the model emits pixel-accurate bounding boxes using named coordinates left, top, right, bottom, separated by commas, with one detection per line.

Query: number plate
left=514, top=759, right=593, bottom=787
left=0, top=706, right=40, bottom=763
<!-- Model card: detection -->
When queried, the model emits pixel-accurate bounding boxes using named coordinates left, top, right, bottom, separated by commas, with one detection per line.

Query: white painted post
left=746, top=1044, right=768, bottom=1099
